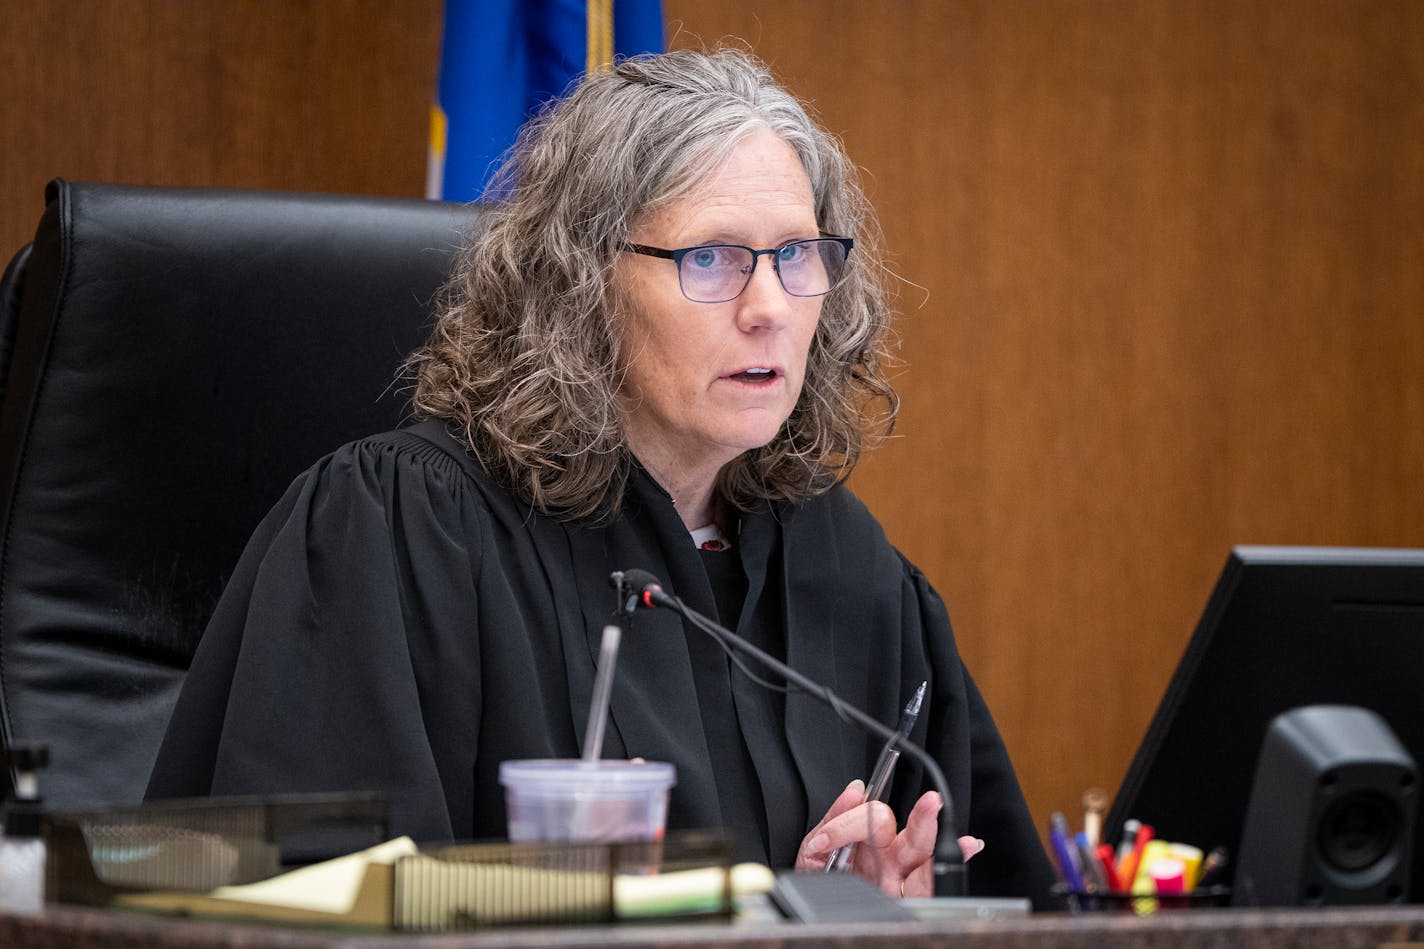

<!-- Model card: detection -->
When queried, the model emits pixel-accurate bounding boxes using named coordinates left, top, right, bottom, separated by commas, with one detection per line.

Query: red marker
left=1096, top=843, right=1123, bottom=892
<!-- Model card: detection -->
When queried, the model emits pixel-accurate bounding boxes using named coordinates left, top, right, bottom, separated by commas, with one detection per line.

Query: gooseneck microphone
left=613, top=568, right=967, bottom=897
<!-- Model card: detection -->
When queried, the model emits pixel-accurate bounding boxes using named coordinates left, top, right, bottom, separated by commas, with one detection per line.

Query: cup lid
left=499, top=759, right=676, bottom=791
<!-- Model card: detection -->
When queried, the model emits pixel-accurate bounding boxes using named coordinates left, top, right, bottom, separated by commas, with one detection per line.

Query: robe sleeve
left=908, top=565, right=1060, bottom=910
left=146, top=435, right=486, bottom=843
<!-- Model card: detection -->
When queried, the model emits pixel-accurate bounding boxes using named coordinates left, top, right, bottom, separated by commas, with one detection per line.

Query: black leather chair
left=0, top=179, right=476, bottom=808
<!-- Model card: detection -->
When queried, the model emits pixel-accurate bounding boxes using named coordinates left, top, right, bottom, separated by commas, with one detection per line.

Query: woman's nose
left=735, top=259, right=791, bottom=331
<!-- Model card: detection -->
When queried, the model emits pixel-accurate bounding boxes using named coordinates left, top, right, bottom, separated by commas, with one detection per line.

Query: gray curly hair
left=408, top=48, right=898, bottom=520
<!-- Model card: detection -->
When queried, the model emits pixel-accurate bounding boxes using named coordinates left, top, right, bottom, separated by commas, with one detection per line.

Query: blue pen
left=1048, top=812, right=1086, bottom=893
left=1075, top=829, right=1109, bottom=892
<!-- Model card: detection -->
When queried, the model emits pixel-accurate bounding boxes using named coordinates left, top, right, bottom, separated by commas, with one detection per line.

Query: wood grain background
left=2, top=0, right=1422, bottom=850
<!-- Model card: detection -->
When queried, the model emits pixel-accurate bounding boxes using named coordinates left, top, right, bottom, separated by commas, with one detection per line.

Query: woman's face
left=615, top=129, right=823, bottom=480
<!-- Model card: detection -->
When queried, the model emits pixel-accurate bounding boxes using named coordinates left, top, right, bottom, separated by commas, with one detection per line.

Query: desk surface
left=7, top=903, right=1424, bottom=949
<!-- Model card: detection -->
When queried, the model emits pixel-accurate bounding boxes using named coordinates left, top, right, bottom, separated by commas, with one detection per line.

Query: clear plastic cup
left=499, top=759, right=676, bottom=843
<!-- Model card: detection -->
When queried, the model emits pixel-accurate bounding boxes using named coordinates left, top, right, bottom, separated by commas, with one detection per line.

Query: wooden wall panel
left=0, top=0, right=442, bottom=258
left=2, top=0, right=1422, bottom=864
left=666, top=0, right=1424, bottom=842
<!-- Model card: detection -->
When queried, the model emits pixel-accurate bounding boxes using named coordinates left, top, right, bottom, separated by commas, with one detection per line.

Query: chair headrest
left=0, top=179, right=478, bottom=807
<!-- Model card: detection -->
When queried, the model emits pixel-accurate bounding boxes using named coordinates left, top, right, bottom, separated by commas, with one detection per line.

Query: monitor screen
left=1105, top=545, right=1424, bottom=901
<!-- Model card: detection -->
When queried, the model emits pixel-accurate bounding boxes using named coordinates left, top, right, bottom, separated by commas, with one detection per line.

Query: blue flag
left=429, top=0, right=665, bottom=202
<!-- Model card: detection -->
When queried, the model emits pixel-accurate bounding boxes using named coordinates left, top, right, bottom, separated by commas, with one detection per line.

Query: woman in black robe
left=148, top=48, right=1056, bottom=907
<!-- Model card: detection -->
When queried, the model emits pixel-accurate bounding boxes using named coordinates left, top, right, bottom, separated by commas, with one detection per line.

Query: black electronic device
left=1234, top=705, right=1415, bottom=906
left=770, top=871, right=916, bottom=923
left=1105, top=546, right=1424, bottom=903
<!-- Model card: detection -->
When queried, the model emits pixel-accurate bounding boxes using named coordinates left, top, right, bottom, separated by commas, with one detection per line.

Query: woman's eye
left=777, top=243, right=806, bottom=264
left=689, top=248, right=722, bottom=269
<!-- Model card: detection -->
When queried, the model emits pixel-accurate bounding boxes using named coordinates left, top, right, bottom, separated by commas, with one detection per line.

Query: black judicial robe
left=147, top=420, right=1056, bottom=906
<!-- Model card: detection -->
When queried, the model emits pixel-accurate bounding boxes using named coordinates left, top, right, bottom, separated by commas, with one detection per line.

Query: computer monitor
left=1105, top=545, right=1424, bottom=901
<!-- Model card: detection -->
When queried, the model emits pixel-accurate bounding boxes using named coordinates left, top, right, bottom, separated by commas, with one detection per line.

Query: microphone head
left=620, top=568, right=663, bottom=594
left=616, top=569, right=673, bottom=611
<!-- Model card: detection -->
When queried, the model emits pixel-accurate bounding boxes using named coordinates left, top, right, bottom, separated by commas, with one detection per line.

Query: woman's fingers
left=795, top=780, right=867, bottom=868
left=799, top=787, right=979, bottom=899
left=796, top=791, right=909, bottom=870
left=870, top=790, right=940, bottom=897
left=823, top=778, right=866, bottom=823
left=799, top=800, right=896, bottom=866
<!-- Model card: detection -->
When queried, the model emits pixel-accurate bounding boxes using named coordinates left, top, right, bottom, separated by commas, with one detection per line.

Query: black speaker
left=1233, top=705, right=1417, bottom=906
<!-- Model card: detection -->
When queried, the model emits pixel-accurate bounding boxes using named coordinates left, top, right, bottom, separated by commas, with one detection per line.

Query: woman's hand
left=796, top=782, right=985, bottom=898
left=795, top=781, right=939, bottom=897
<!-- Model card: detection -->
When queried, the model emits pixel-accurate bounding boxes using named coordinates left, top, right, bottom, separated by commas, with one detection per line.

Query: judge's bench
left=8, top=900, right=1424, bottom=948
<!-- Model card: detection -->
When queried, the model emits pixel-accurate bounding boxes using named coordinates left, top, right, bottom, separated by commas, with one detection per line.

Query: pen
left=1120, top=822, right=1155, bottom=889
left=1095, top=842, right=1123, bottom=892
left=1076, top=830, right=1108, bottom=892
left=824, top=681, right=926, bottom=872
left=1196, top=846, right=1230, bottom=888
left=1081, top=787, right=1108, bottom=848
left=1047, top=812, right=1085, bottom=893
left=1114, top=818, right=1140, bottom=869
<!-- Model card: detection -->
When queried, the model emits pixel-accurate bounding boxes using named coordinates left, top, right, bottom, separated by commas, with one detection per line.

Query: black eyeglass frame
left=620, top=236, right=855, bottom=304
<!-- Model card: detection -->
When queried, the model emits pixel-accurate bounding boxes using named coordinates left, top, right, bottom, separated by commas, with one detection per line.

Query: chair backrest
left=0, top=179, right=476, bottom=808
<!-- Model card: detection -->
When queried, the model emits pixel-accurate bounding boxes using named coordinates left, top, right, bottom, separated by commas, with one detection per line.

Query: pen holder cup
left=1052, top=885, right=1231, bottom=914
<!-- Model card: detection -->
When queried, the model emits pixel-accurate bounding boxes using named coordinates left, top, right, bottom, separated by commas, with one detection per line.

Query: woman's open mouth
left=726, top=367, right=779, bottom=384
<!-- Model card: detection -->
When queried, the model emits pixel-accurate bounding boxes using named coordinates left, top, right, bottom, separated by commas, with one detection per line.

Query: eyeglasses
left=621, top=236, right=854, bottom=304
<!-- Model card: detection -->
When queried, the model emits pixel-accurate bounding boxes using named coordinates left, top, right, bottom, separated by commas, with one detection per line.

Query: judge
left=148, top=48, right=1056, bottom=906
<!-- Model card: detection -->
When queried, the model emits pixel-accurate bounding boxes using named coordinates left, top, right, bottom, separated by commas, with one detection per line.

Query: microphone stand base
left=933, top=863, right=969, bottom=897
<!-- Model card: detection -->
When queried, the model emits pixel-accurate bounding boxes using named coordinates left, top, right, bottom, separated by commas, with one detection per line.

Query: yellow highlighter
left=1130, top=839, right=1170, bottom=915
left=1167, top=842, right=1204, bottom=890
left=1131, top=840, right=1169, bottom=891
